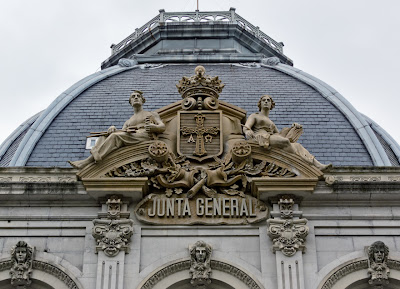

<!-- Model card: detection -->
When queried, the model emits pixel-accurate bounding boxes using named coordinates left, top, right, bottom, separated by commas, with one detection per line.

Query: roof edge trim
left=9, top=65, right=139, bottom=166
left=263, top=63, right=391, bottom=166
left=0, top=111, right=42, bottom=161
left=362, top=113, right=400, bottom=164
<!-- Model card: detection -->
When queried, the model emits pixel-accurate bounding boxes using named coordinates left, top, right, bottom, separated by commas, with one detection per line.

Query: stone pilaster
left=93, top=195, right=133, bottom=289
left=267, top=195, right=308, bottom=289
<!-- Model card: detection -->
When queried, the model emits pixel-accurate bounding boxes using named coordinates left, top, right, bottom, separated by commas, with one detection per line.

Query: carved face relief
left=108, top=203, right=121, bottom=218
left=195, top=247, right=207, bottom=263
left=368, top=241, right=389, bottom=264
left=278, top=196, right=295, bottom=219
left=374, top=251, right=384, bottom=263
left=106, top=195, right=122, bottom=219
left=374, top=247, right=385, bottom=263
left=259, top=95, right=272, bottom=110
left=15, top=247, right=27, bottom=263
left=129, top=92, right=144, bottom=107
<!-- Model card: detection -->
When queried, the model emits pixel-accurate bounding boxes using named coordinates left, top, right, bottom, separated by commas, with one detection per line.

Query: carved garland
left=140, top=260, right=262, bottom=289
left=0, top=260, right=80, bottom=289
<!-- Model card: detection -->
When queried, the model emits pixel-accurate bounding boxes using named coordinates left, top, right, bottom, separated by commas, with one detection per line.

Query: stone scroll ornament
left=267, top=219, right=309, bottom=257
left=92, top=195, right=134, bottom=257
left=189, top=241, right=212, bottom=288
left=107, top=140, right=297, bottom=199
left=10, top=241, right=34, bottom=288
left=267, top=195, right=309, bottom=257
left=367, top=241, right=390, bottom=289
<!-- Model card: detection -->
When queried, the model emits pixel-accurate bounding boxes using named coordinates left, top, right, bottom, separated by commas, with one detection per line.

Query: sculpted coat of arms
left=70, top=66, right=330, bottom=225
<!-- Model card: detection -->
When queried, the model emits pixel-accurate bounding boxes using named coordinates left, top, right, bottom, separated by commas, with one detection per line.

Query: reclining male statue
left=243, top=94, right=331, bottom=171
left=69, top=90, right=166, bottom=169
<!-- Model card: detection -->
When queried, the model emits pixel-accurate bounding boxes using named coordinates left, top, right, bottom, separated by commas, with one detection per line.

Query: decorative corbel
left=189, top=241, right=212, bottom=288
left=10, top=241, right=34, bottom=288
left=367, top=241, right=390, bottom=289
left=267, top=195, right=309, bottom=257
left=92, top=195, right=134, bottom=257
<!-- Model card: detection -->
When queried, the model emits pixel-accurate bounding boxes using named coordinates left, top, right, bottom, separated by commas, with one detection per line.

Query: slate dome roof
left=1, top=9, right=399, bottom=168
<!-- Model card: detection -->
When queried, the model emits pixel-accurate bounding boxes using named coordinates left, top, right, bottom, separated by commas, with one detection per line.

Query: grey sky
left=1, top=0, right=400, bottom=149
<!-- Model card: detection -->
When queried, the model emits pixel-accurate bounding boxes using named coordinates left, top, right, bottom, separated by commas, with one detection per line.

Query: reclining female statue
left=243, top=94, right=331, bottom=171
left=69, top=90, right=165, bottom=169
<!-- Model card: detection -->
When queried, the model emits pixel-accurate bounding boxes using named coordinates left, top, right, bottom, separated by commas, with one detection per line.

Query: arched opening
left=138, top=259, right=264, bottom=289
left=0, top=279, right=55, bottom=289
left=345, top=278, right=400, bottom=289
left=166, top=278, right=235, bottom=289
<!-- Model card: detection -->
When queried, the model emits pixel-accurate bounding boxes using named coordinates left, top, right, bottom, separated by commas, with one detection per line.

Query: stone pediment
left=72, top=66, right=326, bottom=225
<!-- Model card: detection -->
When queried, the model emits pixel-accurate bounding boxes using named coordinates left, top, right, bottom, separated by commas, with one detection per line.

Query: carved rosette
left=231, top=141, right=251, bottom=164
left=367, top=241, right=390, bottom=288
left=267, top=219, right=309, bottom=257
left=189, top=241, right=212, bottom=287
left=10, top=241, right=34, bottom=288
left=148, top=140, right=169, bottom=163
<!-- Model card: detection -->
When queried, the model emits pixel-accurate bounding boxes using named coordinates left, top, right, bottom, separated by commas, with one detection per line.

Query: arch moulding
left=0, top=257, right=84, bottom=289
left=317, top=257, right=400, bottom=289
left=137, top=258, right=265, bottom=289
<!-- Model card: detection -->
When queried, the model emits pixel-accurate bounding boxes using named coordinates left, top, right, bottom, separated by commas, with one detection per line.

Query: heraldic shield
left=178, top=110, right=223, bottom=162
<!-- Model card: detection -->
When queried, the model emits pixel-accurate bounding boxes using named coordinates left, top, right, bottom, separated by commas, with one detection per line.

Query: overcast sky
left=1, top=0, right=400, bottom=149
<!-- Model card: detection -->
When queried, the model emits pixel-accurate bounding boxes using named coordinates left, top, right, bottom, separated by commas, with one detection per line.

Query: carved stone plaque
left=178, top=111, right=223, bottom=162
left=135, top=193, right=268, bottom=225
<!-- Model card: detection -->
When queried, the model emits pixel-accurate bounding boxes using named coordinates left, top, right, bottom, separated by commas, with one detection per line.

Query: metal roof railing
left=110, top=8, right=284, bottom=55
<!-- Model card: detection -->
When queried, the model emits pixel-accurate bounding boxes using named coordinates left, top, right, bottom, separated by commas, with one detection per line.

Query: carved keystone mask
left=106, top=195, right=122, bottom=219
left=278, top=196, right=294, bottom=219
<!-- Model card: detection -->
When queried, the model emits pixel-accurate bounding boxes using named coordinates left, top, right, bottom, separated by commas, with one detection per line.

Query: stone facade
left=1, top=8, right=400, bottom=289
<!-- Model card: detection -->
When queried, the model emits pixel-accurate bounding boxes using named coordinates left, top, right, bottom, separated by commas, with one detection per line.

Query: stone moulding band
left=32, top=260, right=80, bottom=289
left=320, top=259, right=368, bottom=289
left=139, top=259, right=264, bottom=289
left=140, top=260, right=191, bottom=289
left=0, top=111, right=42, bottom=163
left=319, top=258, right=400, bottom=288
left=0, top=259, right=81, bottom=289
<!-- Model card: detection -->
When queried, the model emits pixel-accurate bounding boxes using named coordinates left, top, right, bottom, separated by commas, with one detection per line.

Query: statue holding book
left=69, top=90, right=166, bottom=169
left=243, top=95, right=331, bottom=171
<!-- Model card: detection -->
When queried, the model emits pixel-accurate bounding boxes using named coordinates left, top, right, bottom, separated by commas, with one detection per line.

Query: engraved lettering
left=148, top=199, right=156, bottom=217
left=183, top=199, right=191, bottom=216
left=240, top=199, right=249, bottom=216
left=213, top=198, right=221, bottom=215
left=196, top=198, right=204, bottom=216
left=223, top=198, right=230, bottom=217
left=166, top=198, right=174, bottom=217
left=205, top=198, right=213, bottom=217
